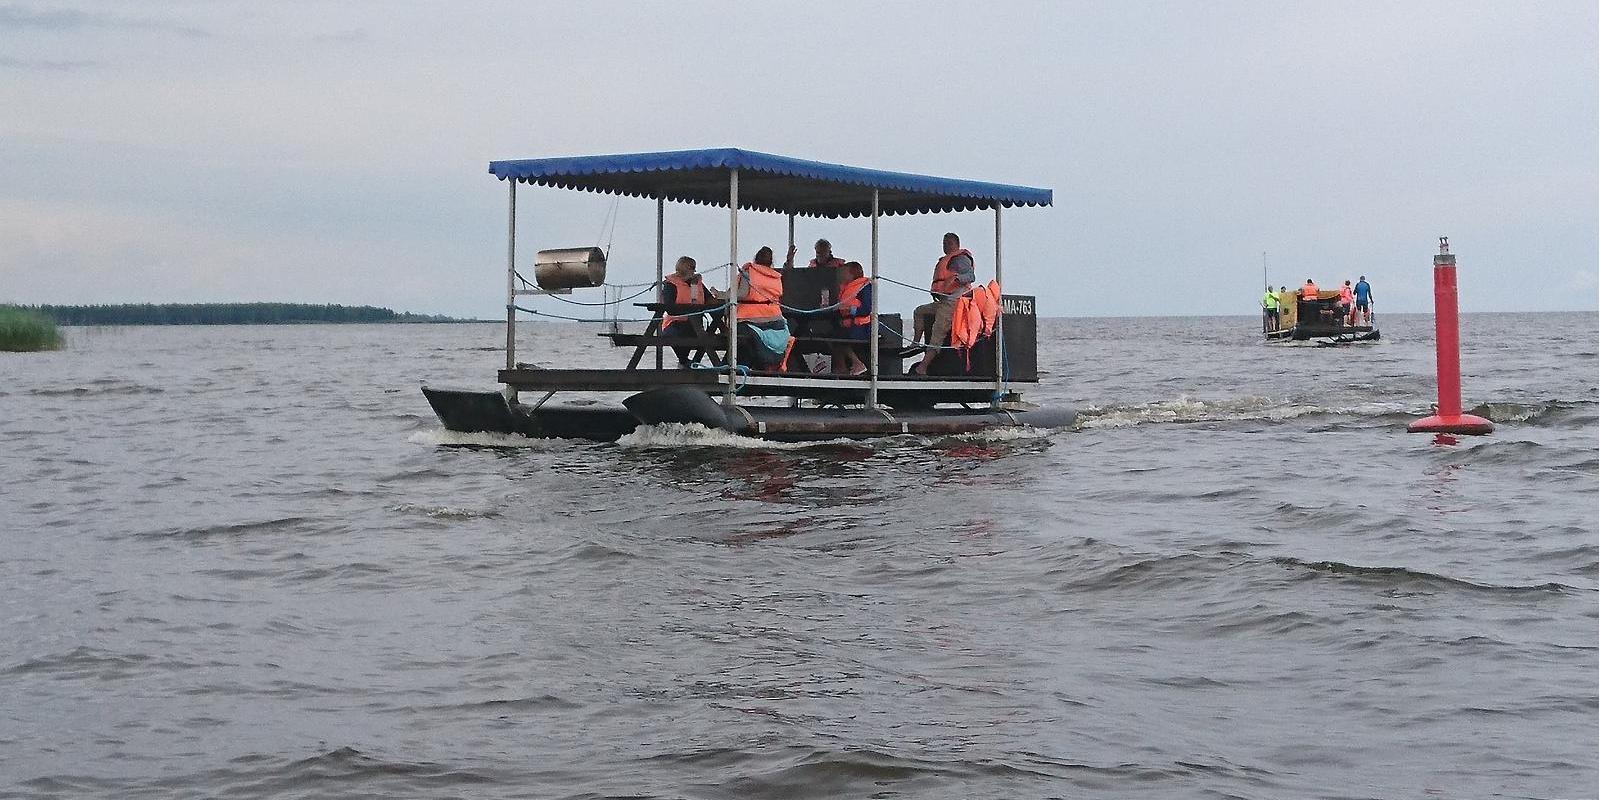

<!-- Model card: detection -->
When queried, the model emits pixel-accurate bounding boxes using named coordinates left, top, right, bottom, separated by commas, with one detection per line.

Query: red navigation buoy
left=1409, top=237, right=1494, bottom=435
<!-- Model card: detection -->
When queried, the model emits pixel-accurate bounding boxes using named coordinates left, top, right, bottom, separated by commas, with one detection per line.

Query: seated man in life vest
left=831, top=261, right=873, bottom=375
left=910, top=232, right=975, bottom=374
left=784, top=238, right=848, bottom=270
left=659, top=256, right=718, bottom=366
left=732, top=246, right=792, bottom=370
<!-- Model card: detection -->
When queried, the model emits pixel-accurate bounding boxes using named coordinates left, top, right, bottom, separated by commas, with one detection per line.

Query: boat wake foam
left=1075, top=395, right=1414, bottom=429
left=406, top=429, right=555, bottom=448
left=950, top=425, right=1058, bottom=442
left=615, top=423, right=857, bottom=450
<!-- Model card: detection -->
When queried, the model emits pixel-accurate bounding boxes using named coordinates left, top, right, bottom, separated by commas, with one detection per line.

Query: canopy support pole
left=655, top=197, right=665, bottom=370
left=724, top=169, right=739, bottom=407
left=787, top=210, right=799, bottom=406
left=868, top=189, right=880, bottom=410
left=504, top=180, right=518, bottom=403
left=993, top=204, right=1005, bottom=406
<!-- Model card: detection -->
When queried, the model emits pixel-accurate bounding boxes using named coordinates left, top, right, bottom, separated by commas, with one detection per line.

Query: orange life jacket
left=1301, top=282, right=1319, bottom=300
left=949, top=280, right=1004, bottom=370
left=1339, top=285, right=1354, bottom=304
left=809, top=256, right=846, bottom=270
left=660, top=273, right=706, bottom=331
left=737, top=262, right=784, bottom=322
left=837, top=276, right=871, bottom=327
left=973, top=280, right=1001, bottom=337
left=950, top=293, right=983, bottom=354
left=931, top=248, right=974, bottom=297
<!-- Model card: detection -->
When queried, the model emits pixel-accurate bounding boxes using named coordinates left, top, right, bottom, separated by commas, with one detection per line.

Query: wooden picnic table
left=605, top=303, right=909, bottom=373
left=601, top=302, right=728, bottom=369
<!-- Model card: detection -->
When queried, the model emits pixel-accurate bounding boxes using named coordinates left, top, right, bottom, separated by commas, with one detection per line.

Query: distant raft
left=1264, top=289, right=1380, bottom=344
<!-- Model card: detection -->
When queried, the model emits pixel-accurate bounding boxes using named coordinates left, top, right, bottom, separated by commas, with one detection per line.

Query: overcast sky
left=2, top=1, right=1595, bottom=318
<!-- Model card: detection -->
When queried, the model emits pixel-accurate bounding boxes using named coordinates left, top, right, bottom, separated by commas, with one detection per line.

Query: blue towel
left=749, top=324, right=790, bottom=360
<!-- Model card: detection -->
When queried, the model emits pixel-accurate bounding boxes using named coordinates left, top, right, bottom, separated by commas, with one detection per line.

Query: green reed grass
left=0, top=306, right=64, bottom=352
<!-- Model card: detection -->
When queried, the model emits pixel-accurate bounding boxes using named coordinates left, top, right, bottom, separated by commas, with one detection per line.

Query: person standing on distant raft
left=1262, top=285, right=1281, bottom=332
left=1339, top=280, right=1356, bottom=326
left=783, top=238, right=847, bottom=270
left=911, top=232, right=975, bottom=374
left=732, top=246, right=792, bottom=370
left=1354, top=275, right=1373, bottom=325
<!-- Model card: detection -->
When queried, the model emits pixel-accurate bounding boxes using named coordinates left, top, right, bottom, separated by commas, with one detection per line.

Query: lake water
left=1, top=313, right=1595, bottom=799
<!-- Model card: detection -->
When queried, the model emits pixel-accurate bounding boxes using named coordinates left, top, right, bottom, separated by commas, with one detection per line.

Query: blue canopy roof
left=488, top=148, right=1051, bottom=219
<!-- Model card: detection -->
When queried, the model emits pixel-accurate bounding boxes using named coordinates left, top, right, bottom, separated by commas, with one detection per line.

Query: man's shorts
left=914, top=299, right=956, bottom=346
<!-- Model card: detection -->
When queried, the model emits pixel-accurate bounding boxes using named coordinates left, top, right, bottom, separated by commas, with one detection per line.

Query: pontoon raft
left=422, top=148, right=1076, bottom=442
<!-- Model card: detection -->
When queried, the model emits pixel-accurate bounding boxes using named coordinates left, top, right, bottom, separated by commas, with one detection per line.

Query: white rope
left=512, top=301, right=730, bottom=324
left=596, top=196, right=621, bottom=260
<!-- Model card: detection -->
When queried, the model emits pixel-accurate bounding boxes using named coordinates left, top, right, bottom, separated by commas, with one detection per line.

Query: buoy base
left=1408, top=414, right=1494, bottom=435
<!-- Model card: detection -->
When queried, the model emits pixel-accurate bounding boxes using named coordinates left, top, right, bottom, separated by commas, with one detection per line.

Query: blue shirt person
left=1353, top=276, right=1373, bottom=325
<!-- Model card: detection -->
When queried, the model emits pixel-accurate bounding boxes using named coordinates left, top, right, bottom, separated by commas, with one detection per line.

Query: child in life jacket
left=832, top=261, right=873, bottom=374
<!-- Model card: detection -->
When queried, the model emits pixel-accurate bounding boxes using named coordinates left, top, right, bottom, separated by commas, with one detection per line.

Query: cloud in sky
left=0, top=54, right=98, bottom=70
left=0, top=1, right=1594, bottom=318
left=0, top=4, right=211, bottom=37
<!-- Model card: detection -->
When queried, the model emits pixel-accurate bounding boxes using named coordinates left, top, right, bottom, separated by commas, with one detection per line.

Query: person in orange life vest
left=1298, top=278, right=1321, bottom=324
left=1338, top=280, right=1356, bottom=326
left=659, top=256, right=717, bottom=366
left=732, top=246, right=792, bottom=369
left=831, top=261, right=873, bottom=375
left=911, top=232, right=975, bottom=374
left=783, top=238, right=847, bottom=270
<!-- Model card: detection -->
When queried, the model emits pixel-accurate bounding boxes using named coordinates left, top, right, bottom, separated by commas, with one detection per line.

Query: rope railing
left=515, top=262, right=735, bottom=297
left=510, top=301, right=731, bottom=325
left=545, top=283, right=660, bottom=307
left=520, top=263, right=988, bottom=303
left=601, top=261, right=733, bottom=289
left=875, top=319, right=961, bottom=351
left=511, top=305, right=657, bottom=324
left=873, top=273, right=969, bottom=300
left=778, top=300, right=844, bottom=315
left=514, top=265, right=984, bottom=356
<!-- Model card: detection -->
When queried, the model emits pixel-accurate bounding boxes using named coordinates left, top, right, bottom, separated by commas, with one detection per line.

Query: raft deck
left=499, top=368, right=1027, bottom=405
left=1266, top=324, right=1377, bottom=342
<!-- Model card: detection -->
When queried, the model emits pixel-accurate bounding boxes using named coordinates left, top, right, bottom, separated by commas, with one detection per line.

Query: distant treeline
left=16, top=303, right=474, bottom=326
